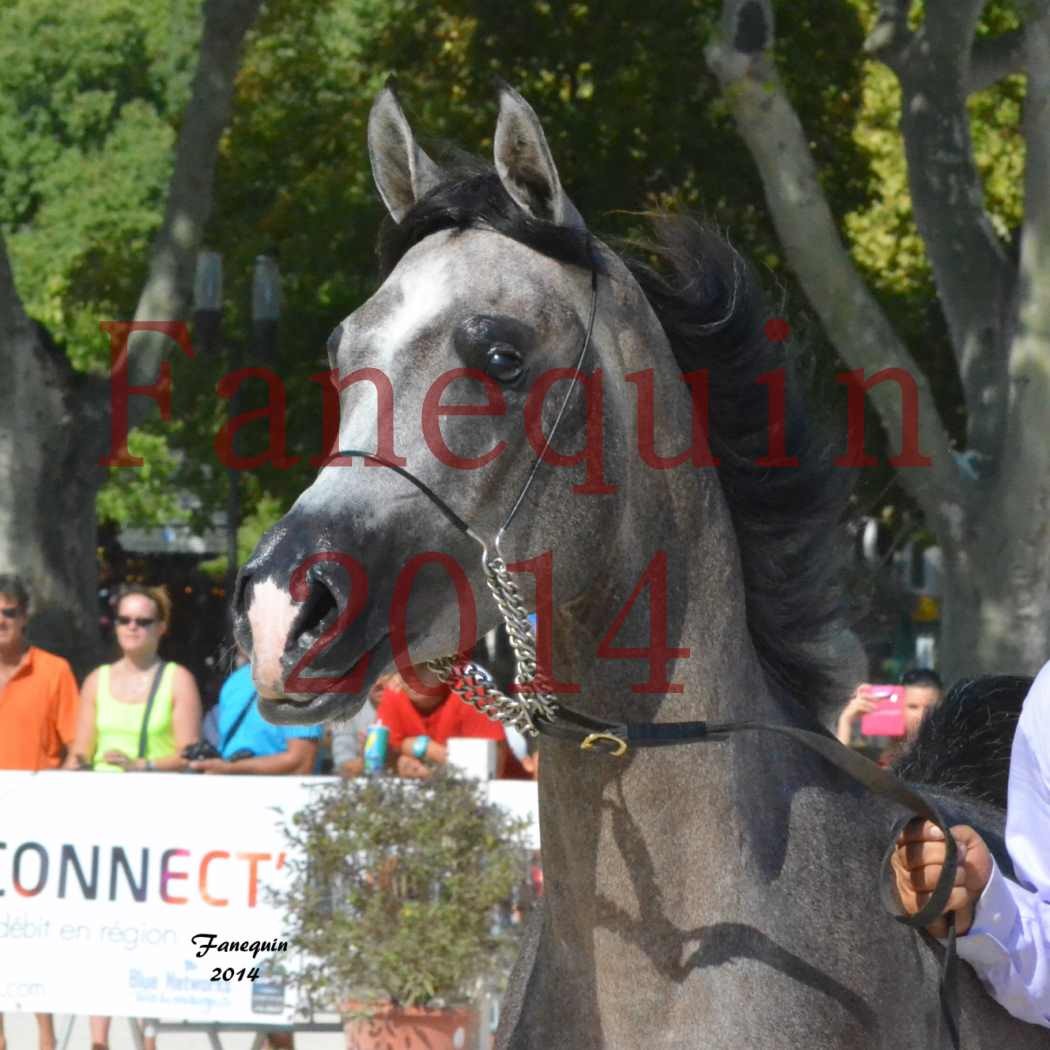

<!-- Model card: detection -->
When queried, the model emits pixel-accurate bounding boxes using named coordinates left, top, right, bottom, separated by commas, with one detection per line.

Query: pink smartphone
left=860, top=685, right=906, bottom=738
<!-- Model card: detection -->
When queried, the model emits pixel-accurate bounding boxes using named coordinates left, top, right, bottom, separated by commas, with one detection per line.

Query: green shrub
left=275, top=769, right=530, bottom=1010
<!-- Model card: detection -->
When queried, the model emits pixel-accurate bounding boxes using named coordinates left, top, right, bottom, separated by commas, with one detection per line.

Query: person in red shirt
left=0, top=574, right=78, bottom=1050
left=377, top=667, right=517, bottom=779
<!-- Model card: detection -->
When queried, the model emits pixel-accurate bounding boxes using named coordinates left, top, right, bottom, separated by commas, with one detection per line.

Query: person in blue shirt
left=189, top=651, right=321, bottom=775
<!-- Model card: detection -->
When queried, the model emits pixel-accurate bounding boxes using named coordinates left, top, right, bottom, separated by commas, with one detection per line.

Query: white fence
left=0, top=771, right=538, bottom=1022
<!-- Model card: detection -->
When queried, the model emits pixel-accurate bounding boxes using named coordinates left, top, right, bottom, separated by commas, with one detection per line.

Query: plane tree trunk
left=0, top=0, right=262, bottom=675
left=708, top=0, right=1050, bottom=677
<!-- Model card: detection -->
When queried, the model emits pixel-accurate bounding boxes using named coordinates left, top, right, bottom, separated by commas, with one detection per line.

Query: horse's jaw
left=256, top=689, right=369, bottom=726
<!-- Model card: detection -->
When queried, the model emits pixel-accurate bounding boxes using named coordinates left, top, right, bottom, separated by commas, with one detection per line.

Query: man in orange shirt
left=0, top=574, right=79, bottom=770
left=0, top=574, right=79, bottom=1050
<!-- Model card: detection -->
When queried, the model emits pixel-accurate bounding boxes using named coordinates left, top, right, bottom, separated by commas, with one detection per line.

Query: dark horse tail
left=892, top=674, right=1032, bottom=811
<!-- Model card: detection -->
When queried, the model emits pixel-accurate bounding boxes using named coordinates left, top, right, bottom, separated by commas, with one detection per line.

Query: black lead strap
left=533, top=706, right=957, bottom=922
left=532, top=702, right=961, bottom=1050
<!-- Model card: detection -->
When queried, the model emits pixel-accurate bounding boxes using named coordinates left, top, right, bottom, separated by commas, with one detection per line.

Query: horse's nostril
left=233, top=568, right=254, bottom=616
left=294, top=577, right=338, bottom=642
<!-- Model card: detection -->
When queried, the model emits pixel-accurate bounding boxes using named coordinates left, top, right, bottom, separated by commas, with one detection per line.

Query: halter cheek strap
left=496, top=254, right=600, bottom=545
left=321, top=449, right=487, bottom=549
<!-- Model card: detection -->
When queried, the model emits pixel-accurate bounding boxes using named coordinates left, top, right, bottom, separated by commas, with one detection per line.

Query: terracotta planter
left=343, top=1002, right=479, bottom=1050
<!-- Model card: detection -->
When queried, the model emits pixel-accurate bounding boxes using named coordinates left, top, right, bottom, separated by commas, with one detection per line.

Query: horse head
left=234, top=83, right=674, bottom=724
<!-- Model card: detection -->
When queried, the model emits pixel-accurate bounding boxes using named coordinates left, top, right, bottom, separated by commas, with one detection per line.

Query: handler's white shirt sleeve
left=953, top=661, right=1050, bottom=1028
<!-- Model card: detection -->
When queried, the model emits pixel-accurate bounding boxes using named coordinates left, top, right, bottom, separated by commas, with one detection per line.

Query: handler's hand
left=891, top=819, right=993, bottom=937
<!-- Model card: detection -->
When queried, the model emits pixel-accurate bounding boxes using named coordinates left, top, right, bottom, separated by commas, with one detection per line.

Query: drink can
left=363, top=723, right=389, bottom=775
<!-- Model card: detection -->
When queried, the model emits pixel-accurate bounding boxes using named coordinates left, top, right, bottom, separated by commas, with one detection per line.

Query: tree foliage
left=841, top=0, right=1027, bottom=452
left=707, top=0, right=1050, bottom=673
left=0, top=0, right=1030, bottom=570
left=162, top=0, right=876, bottom=527
left=0, top=0, right=201, bottom=372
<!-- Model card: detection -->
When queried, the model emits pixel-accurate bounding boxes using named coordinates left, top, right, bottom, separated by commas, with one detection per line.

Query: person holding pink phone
left=836, top=668, right=943, bottom=748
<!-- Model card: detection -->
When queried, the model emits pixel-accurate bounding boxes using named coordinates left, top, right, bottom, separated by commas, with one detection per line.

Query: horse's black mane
left=623, top=220, right=851, bottom=708
left=379, top=166, right=850, bottom=712
left=894, top=674, right=1031, bottom=810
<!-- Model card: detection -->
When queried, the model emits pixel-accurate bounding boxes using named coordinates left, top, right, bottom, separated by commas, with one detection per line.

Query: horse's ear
left=493, top=82, right=585, bottom=229
left=367, top=82, right=444, bottom=223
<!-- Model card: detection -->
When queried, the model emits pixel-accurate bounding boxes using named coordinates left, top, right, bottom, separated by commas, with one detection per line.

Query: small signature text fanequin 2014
left=190, top=932, right=289, bottom=983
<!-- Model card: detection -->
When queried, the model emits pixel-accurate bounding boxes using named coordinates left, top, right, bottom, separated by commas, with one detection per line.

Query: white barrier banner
left=0, top=771, right=539, bottom=1022
left=0, top=771, right=313, bottom=1022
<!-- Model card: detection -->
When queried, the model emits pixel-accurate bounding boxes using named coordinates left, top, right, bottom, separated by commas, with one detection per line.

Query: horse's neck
left=534, top=469, right=834, bottom=992
left=550, top=466, right=786, bottom=729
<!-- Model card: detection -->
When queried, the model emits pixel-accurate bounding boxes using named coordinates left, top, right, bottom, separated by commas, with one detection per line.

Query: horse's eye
left=485, top=344, right=524, bottom=383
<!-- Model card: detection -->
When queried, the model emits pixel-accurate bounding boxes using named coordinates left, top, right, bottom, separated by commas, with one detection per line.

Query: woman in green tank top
left=63, top=584, right=203, bottom=1050
left=64, top=584, right=202, bottom=772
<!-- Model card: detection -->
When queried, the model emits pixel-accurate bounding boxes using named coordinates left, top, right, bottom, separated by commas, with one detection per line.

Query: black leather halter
left=323, top=239, right=961, bottom=1050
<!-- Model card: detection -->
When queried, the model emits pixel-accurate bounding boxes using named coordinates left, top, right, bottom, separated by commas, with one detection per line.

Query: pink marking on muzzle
left=247, top=579, right=299, bottom=699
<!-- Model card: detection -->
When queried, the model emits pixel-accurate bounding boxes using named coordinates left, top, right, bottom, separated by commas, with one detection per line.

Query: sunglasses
left=1, top=606, right=22, bottom=619
left=116, top=615, right=157, bottom=628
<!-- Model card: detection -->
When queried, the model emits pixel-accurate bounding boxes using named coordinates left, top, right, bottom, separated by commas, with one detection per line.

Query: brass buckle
left=580, top=732, right=628, bottom=757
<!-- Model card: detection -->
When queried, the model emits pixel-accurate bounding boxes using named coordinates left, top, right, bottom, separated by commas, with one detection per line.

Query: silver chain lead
left=413, top=247, right=598, bottom=740
left=426, top=551, right=558, bottom=737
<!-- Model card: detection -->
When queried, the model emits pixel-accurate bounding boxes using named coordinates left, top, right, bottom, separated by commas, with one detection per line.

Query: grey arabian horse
left=234, top=85, right=1045, bottom=1048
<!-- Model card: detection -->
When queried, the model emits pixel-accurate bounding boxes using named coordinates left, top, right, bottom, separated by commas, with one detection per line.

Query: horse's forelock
left=377, top=168, right=597, bottom=282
